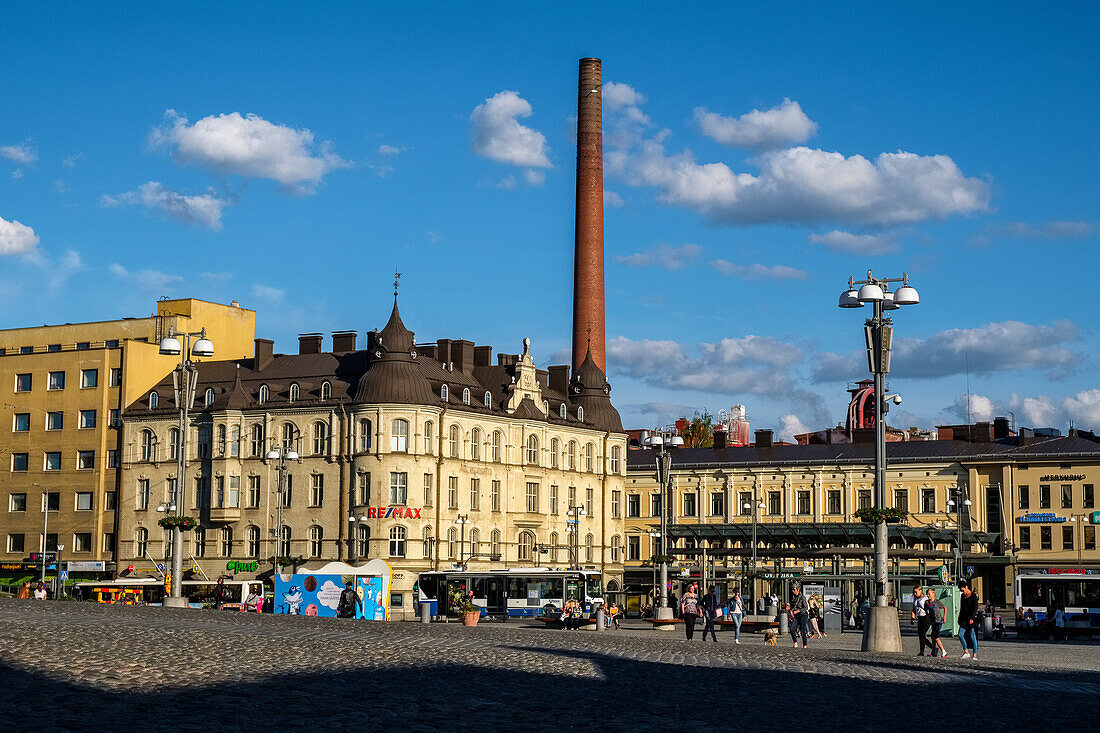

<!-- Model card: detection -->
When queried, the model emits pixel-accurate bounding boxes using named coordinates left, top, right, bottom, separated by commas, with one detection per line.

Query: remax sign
left=366, top=506, right=423, bottom=519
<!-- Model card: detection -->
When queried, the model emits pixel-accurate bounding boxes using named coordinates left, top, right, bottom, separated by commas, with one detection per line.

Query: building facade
left=0, top=299, right=255, bottom=581
left=117, top=302, right=628, bottom=618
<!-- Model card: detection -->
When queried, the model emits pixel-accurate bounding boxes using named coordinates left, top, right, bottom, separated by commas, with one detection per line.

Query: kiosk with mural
left=273, top=559, right=392, bottom=619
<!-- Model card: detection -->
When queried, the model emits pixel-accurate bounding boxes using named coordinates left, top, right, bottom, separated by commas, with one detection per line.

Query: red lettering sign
left=366, top=507, right=376, bottom=518
left=413, top=508, right=422, bottom=519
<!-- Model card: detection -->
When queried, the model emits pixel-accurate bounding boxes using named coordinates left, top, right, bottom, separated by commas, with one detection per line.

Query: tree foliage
left=678, top=410, right=714, bottom=448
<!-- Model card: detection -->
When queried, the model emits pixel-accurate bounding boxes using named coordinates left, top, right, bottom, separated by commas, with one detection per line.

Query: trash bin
left=777, top=608, right=788, bottom=634
left=595, top=604, right=605, bottom=631
left=982, top=614, right=993, bottom=640
left=420, top=601, right=432, bottom=624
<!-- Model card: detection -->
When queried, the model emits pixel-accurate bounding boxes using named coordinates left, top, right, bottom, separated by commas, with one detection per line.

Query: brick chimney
left=298, top=333, right=323, bottom=355
left=572, top=57, right=605, bottom=372
left=332, top=331, right=357, bottom=353
left=254, top=339, right=274, bottom=371
left=754, top=429, right=773, bottom=449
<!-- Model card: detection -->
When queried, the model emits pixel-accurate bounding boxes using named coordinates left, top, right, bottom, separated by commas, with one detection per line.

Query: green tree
left=678, top=410, right=714, bottom=448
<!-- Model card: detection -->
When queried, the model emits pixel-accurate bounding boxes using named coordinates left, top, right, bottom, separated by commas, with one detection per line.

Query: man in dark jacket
left=212, top=577, right=231, bottom=610
left=700, top=585, right=719, bottom=642
left=790, top=584, right=810, bottom=648
left=957, top=580, right=979, bottom=660
left=337, top=581, right=362, bottom=619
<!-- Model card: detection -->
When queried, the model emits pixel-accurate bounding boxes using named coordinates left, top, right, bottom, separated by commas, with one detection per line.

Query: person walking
left=211, top=577, right=231, bottom=610
left=729, top=589, right=746, bottom=644
left=669, top=592, right=679, bottom=619
left=957, top=580, right=979, bottom=660
left=680, top=587, right=700, bottom=640
left=789, top=584, right=810, bottom=648
left=926, top=588, right=948, bottom=657
left=808, top=597, right=825, bottom=639
left=911, top=585, right=932, bottom=657
left=336, top=581, right=362, bottom=619
left=700, top=585, right=719, bottom=642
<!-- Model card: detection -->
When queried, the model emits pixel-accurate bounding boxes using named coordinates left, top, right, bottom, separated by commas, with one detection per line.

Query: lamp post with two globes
left=643, top=430, right=683, bottom=621
left=838, top=270, right=920, bottom=652
left=266, top=439, right=299, bottom=574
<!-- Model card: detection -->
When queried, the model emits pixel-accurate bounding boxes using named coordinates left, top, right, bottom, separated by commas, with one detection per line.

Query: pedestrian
left=680, top=587, right=700, bottom=640
left=757, top=595, right=766, bottom=614
left=729, top=588, right=746, bottom=644
left=336, top=581, right=362, bottom=619
left=212, top=577, right=230, bottom=610
left=926, top=587, right=948, bottom=657
left=808, top=597, right=825, bottom=639
left=789, top=584, right=810, bottom=648
left=16, top=581, right=31, bottom=599
left=859, top=597, right=870, bottom=629
left=669, top=592, right=679, bottom=619
left=769, top=591, right=779, bottom=611
left=1052, top=605, right=1066, bottom=641
left=957, top=580, right=979, bottom=660
left=700, top=585, right=719, bottom=642
left=785, top=603, right=798, bottom=645
left=33, top=582, right=47, bottom=600
left=911, top=585, right=932, bottom=657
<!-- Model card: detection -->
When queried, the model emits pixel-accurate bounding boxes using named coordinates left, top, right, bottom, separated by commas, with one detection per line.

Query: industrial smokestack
left=572, top=57, right=605, bottom=372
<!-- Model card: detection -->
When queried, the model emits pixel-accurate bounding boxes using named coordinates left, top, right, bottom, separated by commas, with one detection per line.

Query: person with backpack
left=957, top=580, right=979, bottom=660
left=680, top=587, right=700, bottom=640
left=926, top=587, right=948, bottom=657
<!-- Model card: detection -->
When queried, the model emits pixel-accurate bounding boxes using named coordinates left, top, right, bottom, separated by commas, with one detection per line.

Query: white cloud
left=602, top=82, right=650, bottom=124
left=524, top=169, right=546, bottom=186
left=948, top=394, right=998, bottom=423
left=971, top=219, right=1095, bottom=246
left=0, top=142, right=37, bottom=164
left=62, top=153, right=84, bottom=168
left=10, top=169, right=22, bottom=180
left=813, top=320, right=1080, bottom=382
left=101, top=181, right=229, bottom=229
left=778, top=414, right=812, bottom=442
left=614, top=243, right=702, bottom=270
left=250, top=284, right=284, bottom=301
left=200, top=271, right=232, bottom=282
left=0, top=215, right=40, bottom=255
left=708, top=260, right=807, bottom=280
left=808, top=230, right=900, bottom=254
left=52, top=179, right=69, bottom=194
left=1063, top=390, right=1100, bottom=429
left=604, top=190, right=625, bottom=207
left=470, top=91, right=551, bottom=171
left=149, top=110, right=350, bottom=193
left=376, top=144, right=401, bottom=156
left=695, top=98, right=817, bottom=149
left=109, top=263, right=183, bottom=291
left=1019, top=395, right=1061, bottom=426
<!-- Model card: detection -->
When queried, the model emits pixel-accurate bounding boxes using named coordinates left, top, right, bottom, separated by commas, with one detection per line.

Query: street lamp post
left=455, top=514, right=470, bottom=567
left=744, top=499, right=765, bottom=606
left=158, top=328, right=214, bottom=608
left=946, top=492, right=972, bottom=580
left=566, top=503, right=588, bottom=569
left=55, top=543, right=64, bottom=598
left=643, top=430, right=684, bottom=621
left=839, top=269, right=920, bottom=653
left=41, top=490, right=50, bottom=585
left=266, top=438, right=299, bottom=577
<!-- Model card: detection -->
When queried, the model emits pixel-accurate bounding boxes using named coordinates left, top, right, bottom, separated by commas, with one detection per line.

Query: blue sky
left=2, top=2, right=1098, bottom=438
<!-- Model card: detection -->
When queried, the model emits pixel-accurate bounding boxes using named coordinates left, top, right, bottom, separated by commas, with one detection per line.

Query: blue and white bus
left=415, top=568, right=603, bottom=619
left=1015, top=572, right=1100, bottom=624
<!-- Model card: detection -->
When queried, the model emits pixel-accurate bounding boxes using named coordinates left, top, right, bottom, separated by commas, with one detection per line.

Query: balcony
left=208, top=507, right=241, bottom=523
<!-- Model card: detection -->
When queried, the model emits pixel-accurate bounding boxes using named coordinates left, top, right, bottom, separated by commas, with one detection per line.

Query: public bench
left=643, top=617, right=683, bottom=628
left=535, top=614, right=597, bottom=629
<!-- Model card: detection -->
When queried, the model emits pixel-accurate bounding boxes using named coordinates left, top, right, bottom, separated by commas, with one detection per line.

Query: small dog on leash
left=763, top=629, right=778, bottom=646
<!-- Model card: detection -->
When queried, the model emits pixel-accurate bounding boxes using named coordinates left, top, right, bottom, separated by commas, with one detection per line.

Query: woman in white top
left=33, top=582, right=47, bottom=600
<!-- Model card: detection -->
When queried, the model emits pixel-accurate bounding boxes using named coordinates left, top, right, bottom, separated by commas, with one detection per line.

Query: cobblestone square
left=1, top=600, right=1098, bottom=731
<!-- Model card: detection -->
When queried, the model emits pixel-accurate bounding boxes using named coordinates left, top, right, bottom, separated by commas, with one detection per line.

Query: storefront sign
left=1041, top=568, right=1095, bottom=575
left=1091, top=511, right=1100, bottom=525
left=761, top=572, right=800, bottom=580
left=1017, top=512, right=1067, bottom=523
left=366, top=506, right=422, bottom=519
left=226, top=560, right=259, bottom=573
left=67, top=561, right=106, bottom=572
left=1040, top=474, right=1084, bottom=482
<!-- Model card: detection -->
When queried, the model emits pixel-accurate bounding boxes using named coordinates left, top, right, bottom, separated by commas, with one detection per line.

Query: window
left=110, top=409, right=120, bottom=426
left=584, top=533, right=593, bottom=563
left=390, top=472, right=407, bottom=505
left=247, top=526, right=260, bottom=557
left=197, top=425, right=211, bottom=459
left=195, top=476, right=211, bottom=509
left=308, top=474, right=322, bottom=506
left=559, top=403, right=566, bottom=419
left=858, top=490, right=872, bottom=511
left=518, top=530, right=535, bottom=561
left=462, top=388, right=470, bottom=405
left=76, top=492, right=93, bottom=511
left=43, top=533, right=58, bottom=552
left=828, top=490, right=842, bottom=515
left=422, top=526, right=433, bottom=559
left=80, top=369, right=98, bottom=388
left=164, top=428, right=178, bottom=461
left=104, top=491, right=117, bottom=510
left=247, top=476, right=260, bottom=508
left=110, top=367, right=122, bottom=387
left=549, top=438, right=560, bottom=469
left=43, top=492, right=60, bottom=511
left=610, top=445, right=621, bottom=473
left=584, top=443, right=594, bottom=472
left=447, top=527, right=457, bottom=559
left=45, top=451, right=62, bottom=470
left=893, top=489, right=908, bottom=511
left=48, top=343, right=61, bottom=352
left=206, top=388, right=216, bottom=407
left=221, top=527, right=234, bottom=557
left=47, top=372, right=64, bottom=390
left=217, top=425, right=227, bottom=456
left=526, top=434, right=539, bottom=465
left=491, top=431, right=502, bottom=462
left=389, top=526, right=407, bottom=557
left=612, top=489, right=621, bottom=518
left=214, top=476, right=225, bottom=507
left=491, top=530, right=501, bottom=560
left=448, top=424, right=460, bottom=458
left=1062, top=525, right=1074, bottom=550
left=1085, top=484, right=1095, bottom=509
left=440, top=384, right=448, bottom=402
left=470, top=478, right=480, bottom=511
left=310, top=526, right=323, bottom=558
left=47, top=412, right=63, bottom=430
left=421, top=473, right=432, bottom=506
left=106, top=340, right=119, bottom=348
left=1019, top=526, right=1031, bottom=550
left=550, top=484, right=559, bottom=515
left=650, top=493, right=662, bottom=517
left=491, top=480, right=501, bottom=512
left=279, top=526, right=291, bottom=557
left=281, top=422, right=297, bottom=451
left=9, top=493, right=26, bottom=512
left=469, top=528, right=480, bottom=557
left=1085, top=526, right=1096, bottom=551
left=319, top=380, right=332, bottom=400
left=248, top=424, right=263, bottom=457
left=359, top=419, right=372, bottom=452
left=358, top=472, right=371, bottom=505
left=1040, top=526, right=1052, bottom=550
left=19, top=346, right=31, bottom=354
left=628, top=535, right=641, bottom=561
left=149, top=392, right=159, bottom=409
left=8, top=534, right=25, bottom=553
left=288, top=383, right=299, bottom=402
left=137, top=479, right=150, bottom=510
left=768, top=491, right=782, bottom=515
left=1061, top=484, right=1073, bottom=509
left=525, top=482, right=539, bottom=513
left=391, top=419, right=409, bottom=452
left=484, top=391, right=492, bottom=407
left=312, top=422, right=328, bottom=455
left=683, top=493, right=697, bottom=517
left=1039, top=484, right=1051, bottom=509
left=567, top=441, right=576, bottom=470
left=448, top=476, right=458, bottom=509
left=13, top=413, right=29, bottom=432
left=627, top=494, right=640, bottom=518
left=71, top=532, right=91, bottom=553
left=470, top=428, right=480, bottom=460
left=357, top=525, right=370, bottom=557
left=610, top=535, right=621, bottom=562
left=229, top=426, right=239, bottom=457
left=11, top=453, right=28, bottom=472
left=135, top=528, right=148, bottom=557
left=920, top=489, right=935, bottom=513
left=423, top=421, right=433, bottom=454
left=1017, top=485, right=1030, bottom=510
left=577, top=406, right=584, bottom=422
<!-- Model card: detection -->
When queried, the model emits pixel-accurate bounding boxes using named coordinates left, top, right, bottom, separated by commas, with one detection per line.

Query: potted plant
left=449, top=585, right=481, bottom=626
left=158, top=515, right=198, bottom=531
left=853, top=507, right=908, bottom=524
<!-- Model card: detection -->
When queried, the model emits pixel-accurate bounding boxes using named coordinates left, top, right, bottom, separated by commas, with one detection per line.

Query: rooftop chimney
left=754, top=429, right=773, bottom=449
left=572, top=57, right=605, bottom=372
left=713, top=428, right=728, bottom=450
left=332, top=331, right=357, bottom=353
left=298, top=333, right=323, bottom=355
left=254, top=338, right=274, bottom=371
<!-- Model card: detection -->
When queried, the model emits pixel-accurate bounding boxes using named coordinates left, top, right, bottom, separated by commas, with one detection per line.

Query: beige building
left=0, top=298, right=255, bottom=580
left=117, top=301, right=628, bottom=618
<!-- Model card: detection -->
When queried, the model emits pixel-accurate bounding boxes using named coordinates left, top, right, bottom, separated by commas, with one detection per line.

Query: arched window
left=279, top=526, right=291, bottom=557
left=484, top=391, right=492, bottom=407
left=250, top=424, right=264, bottom=457
left=141, top=429, right=156, bottom=461
left=359, top=419, right=372, bottom=452
left=469, top=528, right=480, bottom=557
left=491, top=529, right=501, bottom=560
left=135, top=527, right=148, bottom=557
left=258, top=384, right=269, bottom=405
left=218, top=425, right=227, bottom=456
left=168, top=428, right=180, bottom=460
left=281, top=422, right=298, bottom=451
left=470, top=428, right=481, bottom=460
left=229, top=426, right=239, bottom=457
left=357, top=525, right=370, bottom=557
left=309, top=526, right=323, bottom=558
left=197, top=424, right=212, bottom=458
left=517, top=531, right=536, bottom=562
left=610, top=445, right=621, bottom=473
left=578, top=406, right=584, bottom=422
left=559, top=403, right=566, bottom=419
left=194, top=526, right=207, bottom=558
left=526, top=434, right=539, bottom=465
left=448, top=424, right=460, bottom=458
left=543, top=400, right=549, bottom=415
left=585, top=533, right=594, bottom=563
left=447, top=527, right=457, bottom=559
left=462, top=388, right=470, bottom=405
left=567, top=441, right=576, bottom=470
left=389, top=526, right=407, bottom=557
left=424, top=421, right=434, bottom=454
left=205, top=388, right=215, bottom=407
left=391, top=419, right=409, bottom=452
left=550, top=438, right=559, bottom=469
left=247, top=525, right=260, bottom=557
left=585, top=443, right=594, bottom=472
left=440, top=384, right=449, bottom=401
left=288, top=383, right=299, bottom=402
left=220, top=527, right=233, bottom=557
left=312, top=421, right=328, bottom=455
left=422, top=526, right=433, bottom=559
left=321, top=381, right=332, bottom=400
left=549, top=531, right=560, bottom=563
left=149, top=392, right=159, bottom=409
left=491, top=431, right=502, bottom=462
left=611, top=535, right=621, bottom=562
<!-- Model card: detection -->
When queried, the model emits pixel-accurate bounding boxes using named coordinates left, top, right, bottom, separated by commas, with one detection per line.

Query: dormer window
left=205, top=388, right=215, bottom=407
left=289, top=383, right=299, bottom=402
left=258, top=384, right=269, bottom=405
left=543, top=400, right=549, bottom=415
left=559, top=403, right=566, bottom=419
left=577, top=406, right=584, bottom=422
left=149, top=392, right=159, bottom=409
left=484, top=391, right=492, bottom=407
left=441, top=384, right=449, bottom=401
left=321, top=381, right=331, bottom=400
left=462, top=388, right=470, bottom=405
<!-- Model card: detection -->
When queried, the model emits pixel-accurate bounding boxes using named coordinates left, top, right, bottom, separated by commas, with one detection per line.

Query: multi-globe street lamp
left=565, top=503, right=588, bottom=569
left=158, top=328, right=214, bottom=608
left=454, top=514, right=471, bottom=567
left=838, top=269, right=920, bottom=652
left=946, top=492, right=972, bottom=580
left=266, top=436, right=299, bottom=576
left=348, top=513, right=369, bottom=563
left=743, top=499, right=765, bottom=604
left=642, top=430, right=683, bottom=621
